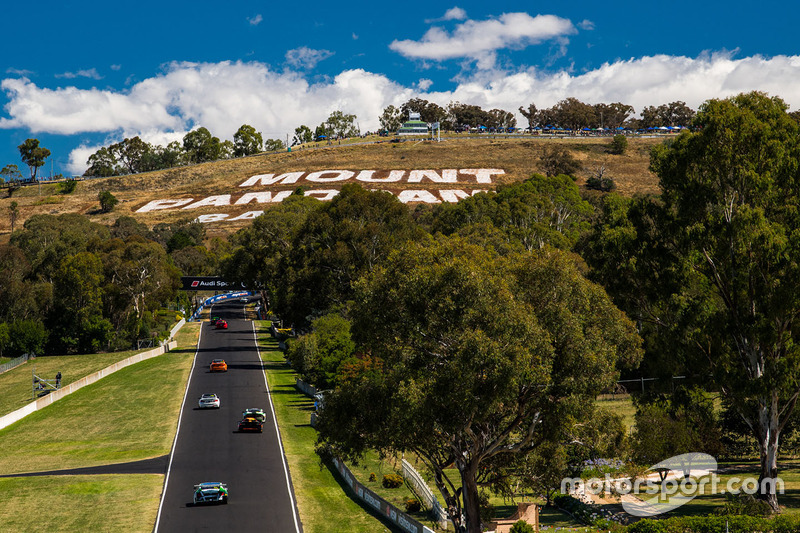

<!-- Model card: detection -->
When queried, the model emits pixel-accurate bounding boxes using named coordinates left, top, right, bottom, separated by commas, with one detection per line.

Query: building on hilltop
left=397, top=112, right=430, bottom=136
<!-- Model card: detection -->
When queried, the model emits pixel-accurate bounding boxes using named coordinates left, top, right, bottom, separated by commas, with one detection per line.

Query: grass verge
left=0, top=322, right=199, bottom=474
left=0, top=321, right=200, bottom=532
left=0, top=348, right=147, bottom=418
left=256, top=320, right=398, bottom=533
left=0, top=474, right=163, bottom=532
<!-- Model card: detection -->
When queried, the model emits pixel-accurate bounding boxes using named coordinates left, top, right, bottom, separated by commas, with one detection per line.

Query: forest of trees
left=0, top=214, right=229, bottom=357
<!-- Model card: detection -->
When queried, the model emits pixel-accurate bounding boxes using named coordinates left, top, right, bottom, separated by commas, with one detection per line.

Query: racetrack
left=154, top=299, right=302, bottom=532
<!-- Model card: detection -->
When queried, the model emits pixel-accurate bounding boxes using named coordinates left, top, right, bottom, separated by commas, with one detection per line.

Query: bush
left=404, top=498, right=421, bottom=512
left=625, top=514, right=800, bottom=533
left=586, top=166, right=616, bottom=192
left=610, top=134, right=628, bottom=155
left=382, top=473, right=403, bottom=488
left=98, top=190, right=119, bottom=212
left=58, top=179, right=77, bottom=194
left=509, top=520, right=535, bottom=533
left=539, top=145, right=581, bottom=177
left=369, top=472, right=376, bottom=482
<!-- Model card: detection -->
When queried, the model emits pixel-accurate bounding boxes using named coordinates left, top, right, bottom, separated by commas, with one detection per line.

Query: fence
left=401, top=459, right=449, bottom=527
left=0, top=353, right=34, bottom=375
left=332, top=457, right=435, bottom=533
left=0, top=341, right=176, bottom=431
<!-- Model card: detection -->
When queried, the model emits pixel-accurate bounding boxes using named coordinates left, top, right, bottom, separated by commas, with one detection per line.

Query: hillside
left=0, top=136, right=665, bottom=242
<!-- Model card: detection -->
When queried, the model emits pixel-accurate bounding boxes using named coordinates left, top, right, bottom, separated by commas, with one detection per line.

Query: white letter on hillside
left=230, top=211, right=264, bottom=220
left=397, top=190, right=441, bottom=203
left=235, top=190, right=292, bottom=205
left=304, top=189, right=340, bottom=201
left=238, top=172, right=304, bottom=187
left=182, top=195, right=232, bottom=209
left=136, top=198, right=194, bottom=213
left=305, top=170, right=355, bottom=182
left=459, top=168, right=505, bottom=184
left=438, top=189, right=488, bottom=202
left=195, top=213, right=230, bottom=223
left=355, top=170, right=405, bottom=182
left=408, top=169, right=457, bottom=183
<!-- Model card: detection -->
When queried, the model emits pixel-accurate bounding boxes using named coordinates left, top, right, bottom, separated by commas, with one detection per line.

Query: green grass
left=0, top=323, right=199, bottom=474
left=0, top=474, right=163, bottom=532
left=596, top=395, right=636, bottom=433
left=0, top=348, right=145, bottom=418
left=256, top=320, right=398, bottom=533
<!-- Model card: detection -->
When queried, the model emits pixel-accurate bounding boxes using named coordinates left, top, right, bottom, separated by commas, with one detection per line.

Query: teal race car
left=241, top=408, right=266, bottom=423
left=193, top=482, right=228, bottom=505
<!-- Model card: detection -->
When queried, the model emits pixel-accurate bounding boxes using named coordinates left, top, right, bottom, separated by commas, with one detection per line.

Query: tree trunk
left=755, top=394, right=781, bottom=512
left=460, top=463, right=482, bottom=533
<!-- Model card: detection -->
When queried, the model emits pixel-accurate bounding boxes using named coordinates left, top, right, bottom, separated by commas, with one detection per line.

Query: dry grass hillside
left=0, top=135, right=666, bottom=242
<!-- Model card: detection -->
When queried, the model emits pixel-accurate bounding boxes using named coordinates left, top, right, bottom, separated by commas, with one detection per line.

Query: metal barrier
left=0, top=353, right=33, bottom=375
left=401, top=459, right=449, bottom=527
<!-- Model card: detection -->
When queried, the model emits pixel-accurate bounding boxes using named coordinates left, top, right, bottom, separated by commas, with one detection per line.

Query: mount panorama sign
left=135, top=168, right=505, bottom=224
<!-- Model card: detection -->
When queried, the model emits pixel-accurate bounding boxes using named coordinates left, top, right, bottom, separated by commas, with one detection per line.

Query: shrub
left=539, top=145, right=581, bottom=177
left=404, top=498, right=421, bottom=512
left=586, top=166, right=616, bottom=192
left=382, top=473, right=403, bottom=488
left=509, top=520, right=535, bottom=533
left=610, top=134, right=628, bottom=155
left=98, top=190, right=119, bottom=212
left=369, top=473, right=376, bottom=482
left=58, top=179, right=77, bottom=194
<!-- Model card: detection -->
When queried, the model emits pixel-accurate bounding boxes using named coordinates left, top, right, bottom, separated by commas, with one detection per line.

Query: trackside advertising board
left=332, top=457, right=435, bottom=533
left=180, top=277, right=247, bottom=291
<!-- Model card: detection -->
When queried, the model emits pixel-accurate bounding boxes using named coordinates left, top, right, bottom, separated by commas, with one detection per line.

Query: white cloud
left=426, top=7, right=467, bottom=23
left=578, top=19, right=595, bottom=31
left=391, top=12, right=576, bottom=69
left=443, top=7, right=467, bottom=21
left=5, top=53, right=800, bottom=175
left=248, top=14, right=263, bottom=26
left=56, top=68, right=103, bottom=80
left=285, top=47, right=335, bottom=69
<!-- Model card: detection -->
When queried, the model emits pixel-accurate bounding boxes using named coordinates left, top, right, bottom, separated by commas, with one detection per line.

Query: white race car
left=198, top=393, right=221, bottom=409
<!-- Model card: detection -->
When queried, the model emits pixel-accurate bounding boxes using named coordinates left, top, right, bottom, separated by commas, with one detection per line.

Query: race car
left=215, top=319, right=228, bottom=329
left=210, top=359, right=228, bottom=372
left=198, top=393, right=221, bottom=409
left=210, top=316, right=222, bottom=326
left=242, top=407, right=266, bottom=423
left=238, top=415, right=264, bottom=433
left=193, top=482, right=228, bottom=505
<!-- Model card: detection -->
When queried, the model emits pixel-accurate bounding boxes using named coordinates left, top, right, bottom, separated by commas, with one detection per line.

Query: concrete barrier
left=0, top=341, right=177, bottom=431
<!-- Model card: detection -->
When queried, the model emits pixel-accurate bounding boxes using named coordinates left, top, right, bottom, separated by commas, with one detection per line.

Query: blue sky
left=2, top=0, right=800, bottom=176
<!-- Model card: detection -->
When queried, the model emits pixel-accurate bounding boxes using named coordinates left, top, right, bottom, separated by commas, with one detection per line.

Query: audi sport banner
left=181, top=276, right=247, bottom=291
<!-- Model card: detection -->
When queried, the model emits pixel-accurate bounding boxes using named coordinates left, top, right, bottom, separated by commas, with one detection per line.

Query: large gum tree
left=317, top=237, right=641, bottom=533
left=646, top=91, right=800, bottom=511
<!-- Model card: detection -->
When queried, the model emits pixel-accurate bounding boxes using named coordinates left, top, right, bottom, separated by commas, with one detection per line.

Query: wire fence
left=0, top=353, right=34, bottom=375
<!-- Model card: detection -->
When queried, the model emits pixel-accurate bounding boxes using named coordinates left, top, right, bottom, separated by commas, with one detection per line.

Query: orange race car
left=209, top=359, right=228, bottom=372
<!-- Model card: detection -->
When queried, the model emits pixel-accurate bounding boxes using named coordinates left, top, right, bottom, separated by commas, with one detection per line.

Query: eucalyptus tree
left=317, top=238, right=642, bottom=533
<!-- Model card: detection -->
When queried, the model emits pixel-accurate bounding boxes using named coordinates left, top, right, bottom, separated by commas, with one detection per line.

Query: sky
left=3, top=0, right=800, bottom=176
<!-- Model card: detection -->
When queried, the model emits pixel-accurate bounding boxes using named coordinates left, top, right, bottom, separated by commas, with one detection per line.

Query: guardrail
left=0, top=341, right=177, bottom=431
left=401, top=459, right=449, bottom=527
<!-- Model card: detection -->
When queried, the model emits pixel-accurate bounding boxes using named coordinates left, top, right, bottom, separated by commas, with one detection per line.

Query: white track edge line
left=252, top=320, right=302, bottom=533
left=153, top=318, right=204, bottom=532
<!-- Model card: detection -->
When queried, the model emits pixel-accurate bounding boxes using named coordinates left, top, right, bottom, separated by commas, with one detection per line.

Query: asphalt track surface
left=154, top=300, right=302, bottom=532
